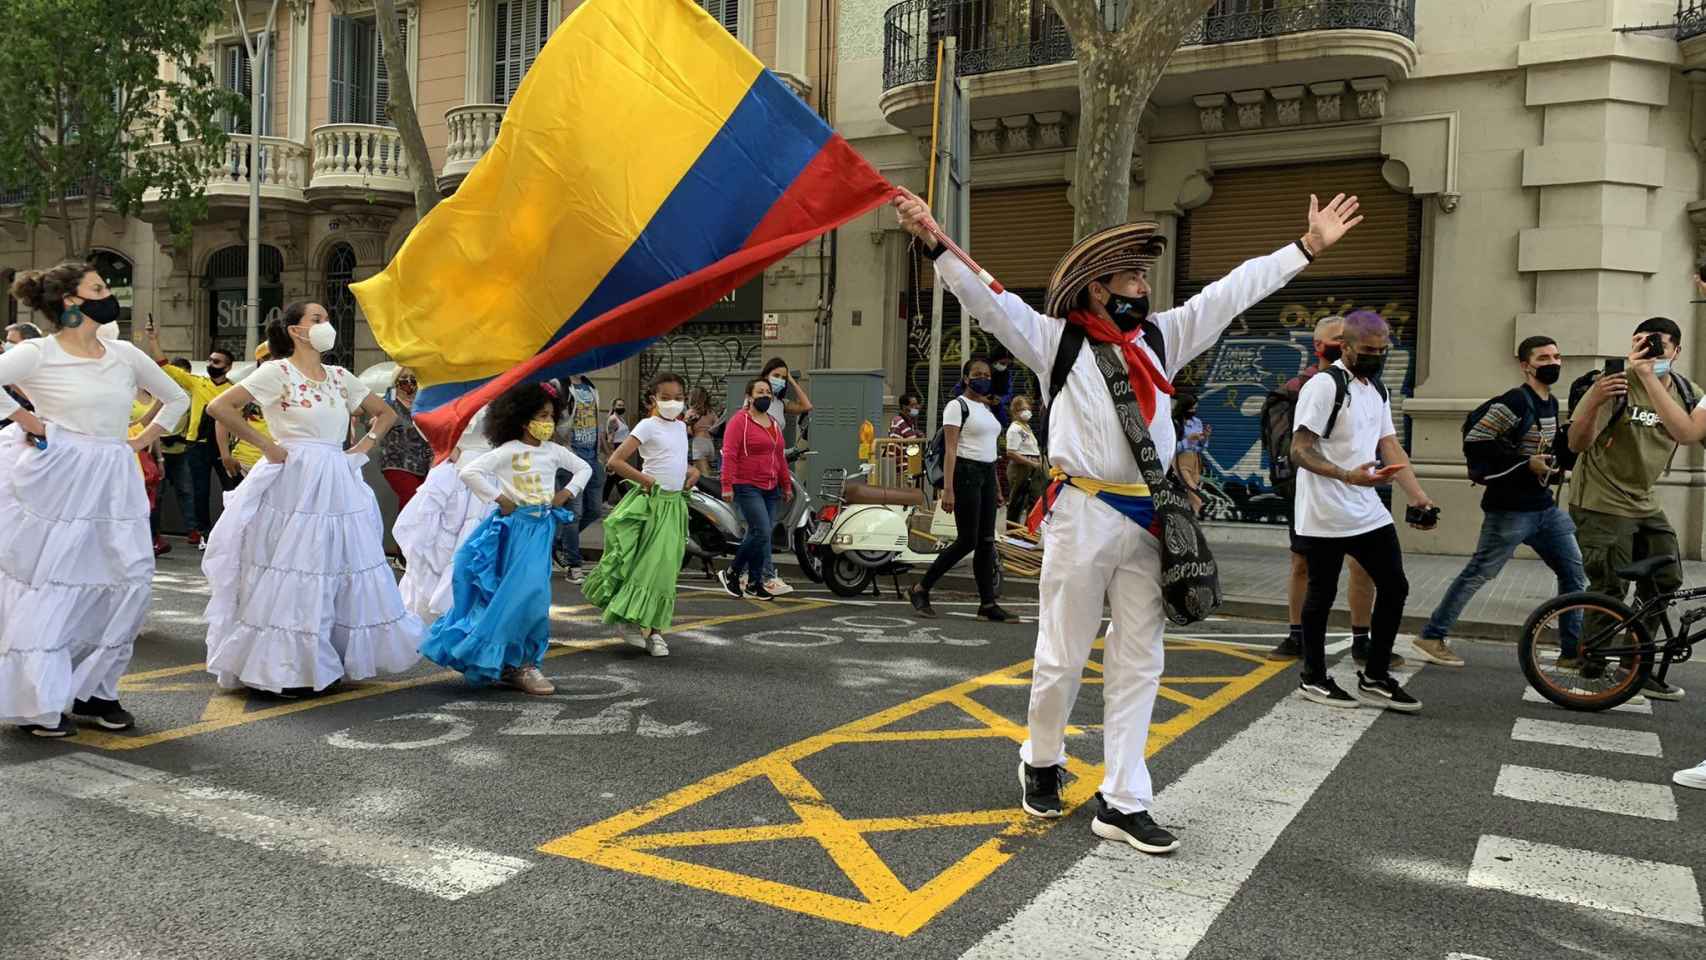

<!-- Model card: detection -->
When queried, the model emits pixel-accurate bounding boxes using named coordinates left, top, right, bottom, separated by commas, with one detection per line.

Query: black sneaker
left=1090, top=795, right=1180, bottom=855
left=909, top=586, right=937, bottom=619
left=978, top=603, right=1013, bottom=622
left=1018, top=760, right=1064, bottom=818
left=1643, top=677, right=1686, bottom=701
left=19, top=715, right=76, bottom=738
left=1298, top=675, right=1359, bottom=708
left=717, top=568, right=743, bottom=599
left=747, top=582, right=776, bottom=602
left=1267, top=635, right=1301, bottom=661
left=1351, top=637, right=1406, bottom=670
left=72, top=697, right=135, bottom=731
left=1356, top=671, right=1422, bottom=713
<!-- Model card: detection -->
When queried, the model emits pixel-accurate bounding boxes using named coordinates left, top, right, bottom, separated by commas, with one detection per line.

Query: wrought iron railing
left=882, top=0, right=1418, bottom=90
left=1681, top=1, right=1706, bottom=41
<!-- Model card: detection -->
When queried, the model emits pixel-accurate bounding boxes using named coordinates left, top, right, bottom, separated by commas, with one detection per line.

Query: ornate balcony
left=307, top=123, right=414, bottom=208
left=440, top=103, right=504, bottom=190
left=879, top=0, right=1417, bottom=129
left=142, top=137, right=310, bottom=207
left=1679, top=2, right=1706, bottom=66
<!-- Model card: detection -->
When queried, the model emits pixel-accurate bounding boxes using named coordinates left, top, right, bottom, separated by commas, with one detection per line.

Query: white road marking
left=1520, top=685, right=1652, bottom=715
left=1493, top=764, right=1677, bottom=821
left=957, top=668, right=1411, bottom=960
left=5, top=754, right=531, bottom=900
left=1467, top=835, right=1703, bottom=927
left=1510, top=717, right=1663, bottom=757
left=1447, top=954, right=1497, bottom=960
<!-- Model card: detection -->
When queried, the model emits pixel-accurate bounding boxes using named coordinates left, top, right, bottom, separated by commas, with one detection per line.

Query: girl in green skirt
left=585, top=372, right=697, bottom=657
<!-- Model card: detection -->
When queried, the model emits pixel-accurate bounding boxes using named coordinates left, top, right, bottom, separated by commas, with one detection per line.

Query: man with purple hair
left=1288, top=309, right=1435, bottom=711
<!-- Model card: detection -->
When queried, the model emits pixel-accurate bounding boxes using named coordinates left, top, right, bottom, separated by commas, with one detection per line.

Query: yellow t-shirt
left=230, top=410, right=273, bottom=472
left=160, top=364, right=233, bottom=443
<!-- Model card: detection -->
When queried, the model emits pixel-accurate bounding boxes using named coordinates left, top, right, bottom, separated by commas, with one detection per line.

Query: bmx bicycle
left=1518, top=554, right=1692, bottom=711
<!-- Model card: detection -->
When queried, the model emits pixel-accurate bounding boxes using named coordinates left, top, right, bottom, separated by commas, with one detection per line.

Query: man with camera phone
left=1289, top=310, right=1435, bottom=712
left=1565, top=317, right=1696, bottom=700
left=1416, top=337, right=1584, bottom=667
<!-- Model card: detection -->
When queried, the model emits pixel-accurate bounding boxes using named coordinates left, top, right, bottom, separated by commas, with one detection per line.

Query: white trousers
left=1020, top=486, right=1165, bottom=815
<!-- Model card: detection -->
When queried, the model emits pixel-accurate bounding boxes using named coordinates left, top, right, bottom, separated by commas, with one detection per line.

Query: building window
left=323, top=243, right=358, bottom=370
left=492, top=0, right=550, bottom=105
left=699, top=0, right=740, bottom=36
left=329, top=14, right=406, bottom=126
left=221, top=37, right=271, bottom=135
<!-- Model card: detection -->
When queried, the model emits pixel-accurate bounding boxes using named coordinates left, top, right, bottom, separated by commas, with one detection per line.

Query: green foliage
left=0, top=0, right=244, bottom=255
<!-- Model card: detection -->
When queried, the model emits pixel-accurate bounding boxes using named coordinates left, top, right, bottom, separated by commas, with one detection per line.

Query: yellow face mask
left=527, top=419, right=554, bottom=442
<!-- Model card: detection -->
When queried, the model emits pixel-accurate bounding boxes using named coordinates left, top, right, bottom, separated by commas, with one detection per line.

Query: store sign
left=695, top=276, right=763, bottom=326
left=762, top=313, right=780, bottom=341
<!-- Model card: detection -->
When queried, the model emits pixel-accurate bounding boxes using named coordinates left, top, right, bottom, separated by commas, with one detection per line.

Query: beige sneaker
left=646, top=633, right=670, bottom=658
left=1412, top=638, right=1465, bottom=668
left=763, top=576, right=794, bottom=597
left=501, top=665, right=555, bottom=696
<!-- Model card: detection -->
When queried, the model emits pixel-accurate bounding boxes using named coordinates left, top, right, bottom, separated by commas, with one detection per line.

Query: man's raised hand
left=1304, top=193, right=1363, bottom=256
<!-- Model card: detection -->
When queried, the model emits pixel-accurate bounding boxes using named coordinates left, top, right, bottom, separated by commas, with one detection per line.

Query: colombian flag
left=354, top=0, right=893, bottom=455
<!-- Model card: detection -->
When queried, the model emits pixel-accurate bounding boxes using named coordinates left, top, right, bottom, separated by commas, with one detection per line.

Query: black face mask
left=207, top=364, right=229, bottom=381
left=1319, top=344, right=1343, bottom=364
left=1533, top=363, right=1562, bottom=386
left=751, top=396, right=772, bottom=413
left=1105, top=292, right=1150, bottom=333
left=76, top=294, right=122, bottom=326
left=1348, top=351, right=1386, bottom=380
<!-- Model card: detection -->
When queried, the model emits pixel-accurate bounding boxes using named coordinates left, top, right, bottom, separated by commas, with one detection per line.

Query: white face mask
left=96, top=321, right=120, bottom=342
left=656, top=399, right=685, bottom=420
left=307, top=322, right=337, bottom=353
left=1018, top=409, right=1032, bottom=422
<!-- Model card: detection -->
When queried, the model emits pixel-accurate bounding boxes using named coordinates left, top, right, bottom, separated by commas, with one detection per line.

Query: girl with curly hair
left=420, top=381, right=591, bottom=695
left=585, top=372, right=696, bottom=657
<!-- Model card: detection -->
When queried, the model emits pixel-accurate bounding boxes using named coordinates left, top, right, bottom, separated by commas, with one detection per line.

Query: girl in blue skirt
left=420, top=382, right=591, bottom=695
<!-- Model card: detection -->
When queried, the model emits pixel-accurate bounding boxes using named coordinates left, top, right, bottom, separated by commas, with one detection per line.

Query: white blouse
left=0, top=337, right=189, bottom=440
left=240, top=359, right=370, bottom=443
left=456, top=407, right=493, bottom=458
left=460, top=440, right=592, bottom=506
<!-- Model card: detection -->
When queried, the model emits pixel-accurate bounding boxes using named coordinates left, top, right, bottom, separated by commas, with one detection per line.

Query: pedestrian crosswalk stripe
left=1520, top=685, right=1651, bottom=715
left=1510, top=717, right=1663, bottom=757
left=1467, top=835, right=1703, bottom=927
left=1493, top=764, right=1677, bottom=821
left=538, top=642, right=1288, bottom=937
left=2, top=754, right=532, bottom=900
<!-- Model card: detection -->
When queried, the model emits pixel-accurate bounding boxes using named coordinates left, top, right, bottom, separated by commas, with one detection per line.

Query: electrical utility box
left=798, top=368, right=886, bottom=493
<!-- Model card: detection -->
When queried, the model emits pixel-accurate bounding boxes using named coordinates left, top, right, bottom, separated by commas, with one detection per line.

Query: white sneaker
left=647, top=633, right=670, bottom=658
left=764, top=576, right=793, bottom=596
left=1674, top=760, right=1706, bottom=790
left=622, top=625, right=648, bottom=651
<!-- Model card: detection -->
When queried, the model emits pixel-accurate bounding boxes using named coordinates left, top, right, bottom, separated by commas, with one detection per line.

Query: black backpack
left=924, top=398, right=971, bottom=490
left=1041, top=321, right=1168, bottom=425
left=1460, top=389, right=1540, bottom=485
left=1259, top=387, right=1299, bottom=499
left=1567, top=367, right=1698, bottom=470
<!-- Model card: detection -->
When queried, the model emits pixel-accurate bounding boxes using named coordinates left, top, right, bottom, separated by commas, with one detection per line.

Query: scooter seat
left=840, top=481, right=925, bottom=509
left=695, top=474, right=723, bottom=497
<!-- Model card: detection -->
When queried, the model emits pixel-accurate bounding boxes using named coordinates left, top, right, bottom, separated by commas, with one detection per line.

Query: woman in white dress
left=200, top=302, right=422, bottom=696
left=0, top=261, right=190, bottom=737
left=393, top=406, right=492, bottom=624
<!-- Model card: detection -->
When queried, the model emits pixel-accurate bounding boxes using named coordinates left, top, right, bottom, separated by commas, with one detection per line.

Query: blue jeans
left=731, top=483, right=781, bottom=585
left=1423, top=506, right=1586, bottom=653
left=553, top=446, right=606, bottom=568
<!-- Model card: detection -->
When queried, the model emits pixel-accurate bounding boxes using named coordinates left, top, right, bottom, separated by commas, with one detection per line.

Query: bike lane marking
left=76, top=600, right=829, bottom=752
left=537, top=641, right=1289, bottom=937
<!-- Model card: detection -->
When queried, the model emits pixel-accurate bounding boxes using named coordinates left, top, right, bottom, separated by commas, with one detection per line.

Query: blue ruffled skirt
left=419, top=504, right=572, bottom=685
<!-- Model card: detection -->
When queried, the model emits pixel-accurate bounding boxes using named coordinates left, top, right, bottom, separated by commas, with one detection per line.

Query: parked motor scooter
left=684, top=445, right=816, bottom=580
left=805, top=438, right=1003, bottom=599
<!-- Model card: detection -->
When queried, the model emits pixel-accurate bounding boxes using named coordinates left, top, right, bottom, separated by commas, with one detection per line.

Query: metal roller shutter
left=917, top=183, right=1075, bottom=290
left=1172, top=159, right=1421, bottom=526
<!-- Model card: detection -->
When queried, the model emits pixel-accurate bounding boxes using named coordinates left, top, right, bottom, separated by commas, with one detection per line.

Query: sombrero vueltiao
left=1044, top=221, right=1168, bottom=319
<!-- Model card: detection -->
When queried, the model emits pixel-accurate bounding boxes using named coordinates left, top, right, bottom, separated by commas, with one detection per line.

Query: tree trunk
left=1069, top=42, right=1144, bottom=240
left=373, top=0, right=441, bottom=221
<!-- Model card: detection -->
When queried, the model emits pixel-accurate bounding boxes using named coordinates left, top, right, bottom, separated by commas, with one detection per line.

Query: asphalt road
left=2, top=550, right=1702, bottom=960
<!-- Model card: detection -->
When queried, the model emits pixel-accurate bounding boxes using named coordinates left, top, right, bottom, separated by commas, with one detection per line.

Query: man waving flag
left=354, top=0, right=893, bottom=455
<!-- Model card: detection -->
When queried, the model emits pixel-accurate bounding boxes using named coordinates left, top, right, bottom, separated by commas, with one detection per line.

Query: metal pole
left=236, top=0, right=283, bottom=361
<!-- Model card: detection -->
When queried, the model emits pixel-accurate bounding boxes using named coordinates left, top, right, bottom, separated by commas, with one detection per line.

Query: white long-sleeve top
left=934, top=244, right=1309, bottom=482
left=0, top=336, right=190, bottom=440
left=459, top=439, right=591, bottom=506
left=456, top=407, right=492, bottom=459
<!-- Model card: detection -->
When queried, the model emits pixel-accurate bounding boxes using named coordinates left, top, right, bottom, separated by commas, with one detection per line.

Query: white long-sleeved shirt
left=934, top=244, right=1309, bottom=482
left=459, top=439, right=591, bottom=506
left=0, top=336, right=190, bottom=440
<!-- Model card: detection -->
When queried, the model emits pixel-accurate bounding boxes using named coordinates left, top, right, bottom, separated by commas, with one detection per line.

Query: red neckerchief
left=1065, top=308, right=1174, bottom=421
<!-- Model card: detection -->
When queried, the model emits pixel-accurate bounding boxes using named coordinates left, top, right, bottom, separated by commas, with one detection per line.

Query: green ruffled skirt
left=583, top=485, right=687, bottom=631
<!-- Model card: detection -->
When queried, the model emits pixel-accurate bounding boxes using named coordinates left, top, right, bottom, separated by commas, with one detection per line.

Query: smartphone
left=1642, top=332, right=1666, bottom=359
left=1604, top=357, right=1625, bottom=375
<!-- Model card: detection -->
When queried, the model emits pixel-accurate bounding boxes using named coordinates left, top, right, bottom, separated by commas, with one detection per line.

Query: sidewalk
left=566, top=522, right=1706, bottom=641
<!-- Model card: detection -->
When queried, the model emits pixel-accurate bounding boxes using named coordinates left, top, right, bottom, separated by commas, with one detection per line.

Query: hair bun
left=9, top=269, right=45, bottom=312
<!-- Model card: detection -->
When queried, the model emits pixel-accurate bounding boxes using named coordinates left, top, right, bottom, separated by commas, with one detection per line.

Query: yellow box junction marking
left=539, top=641, right=1288, bottom=937
left=81, top=598, right=826, bottom=751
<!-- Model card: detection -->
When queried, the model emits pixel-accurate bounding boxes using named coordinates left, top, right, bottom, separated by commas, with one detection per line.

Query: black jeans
left=1299, top=524, right=1409, bottom=682
left=921, top=459, right=998, bottom=604
left=186, top=440, right=235, bottom=534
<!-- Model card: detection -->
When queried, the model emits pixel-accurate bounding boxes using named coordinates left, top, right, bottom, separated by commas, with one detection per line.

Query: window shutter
left=375, top=13, right=406, bottom=127
left=329, top=16, right=351, bottom=124
left=353, top=18, right=375, bottom=125
left=493, top=0, right=547, bottom=105
left=493, top=1, right=511, bottom=103
left=699, top=0, right=739, bottom=35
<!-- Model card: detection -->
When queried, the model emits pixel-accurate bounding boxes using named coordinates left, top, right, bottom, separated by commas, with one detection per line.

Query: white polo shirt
left=1292, top=361, right=1397, bottom=539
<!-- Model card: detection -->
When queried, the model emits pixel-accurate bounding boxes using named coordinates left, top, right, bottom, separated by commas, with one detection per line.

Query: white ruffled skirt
left=203, top=440, right=422, bottom=692
left=0, top=425, right=152, bottom=726
left=393, top=459, right=492, bottom=624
